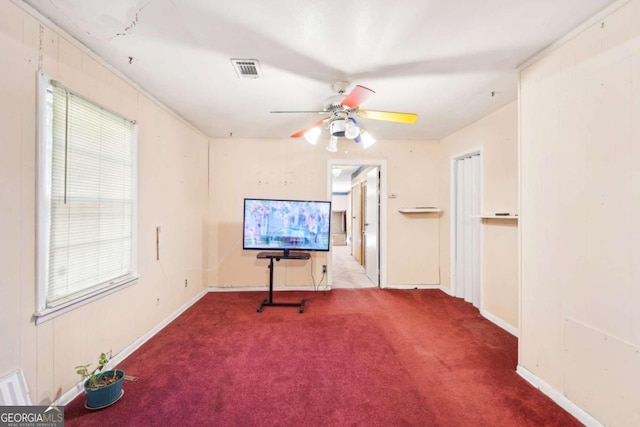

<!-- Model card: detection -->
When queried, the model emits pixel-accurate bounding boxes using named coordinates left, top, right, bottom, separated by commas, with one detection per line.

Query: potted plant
left=75, top=352, right=125, bottom=409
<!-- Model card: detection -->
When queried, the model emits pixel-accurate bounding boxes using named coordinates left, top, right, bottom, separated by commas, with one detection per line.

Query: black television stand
left=256, top=251, right=310, bottom=313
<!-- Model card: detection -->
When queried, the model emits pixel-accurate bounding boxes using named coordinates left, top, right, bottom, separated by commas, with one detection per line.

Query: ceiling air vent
left=230, top=59, right=262, bottom=79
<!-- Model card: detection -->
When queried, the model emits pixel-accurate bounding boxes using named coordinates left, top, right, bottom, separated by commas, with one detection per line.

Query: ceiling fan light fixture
left=358, top=130, right=376, bottom=149
left=330, top=119, right=346, bottom=137
left=344, top=118, right=360, bottom=139
left=326, top=136, right=338, bottom=152
left=280, top=83, right=415, bottom=147
left=304, top=126, right=321, bottom=145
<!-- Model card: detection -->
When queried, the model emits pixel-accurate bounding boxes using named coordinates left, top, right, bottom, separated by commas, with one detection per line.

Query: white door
left=351, top=182, right=362, bottom=263
left=453, top=154, right=481, bottom=308
left=364, top=168, right=379, bottom=285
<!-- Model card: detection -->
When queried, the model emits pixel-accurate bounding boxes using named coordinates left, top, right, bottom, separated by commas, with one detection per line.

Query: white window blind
left=37, top=77, right=138, bottom=318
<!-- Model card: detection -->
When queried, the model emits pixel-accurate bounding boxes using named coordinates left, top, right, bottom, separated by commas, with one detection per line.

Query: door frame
left=449, top=148, right=483, bottom=300
left=327, top=159, right=387, bottom=288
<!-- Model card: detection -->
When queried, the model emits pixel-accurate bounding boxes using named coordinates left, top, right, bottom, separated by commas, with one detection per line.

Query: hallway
left=331, top=244, right=377, bottom=288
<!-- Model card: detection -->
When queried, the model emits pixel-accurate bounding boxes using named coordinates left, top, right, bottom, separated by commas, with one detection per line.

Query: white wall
left=519, top=0, right=640, bottom=425
left=331, top=194, right=349, bottom=212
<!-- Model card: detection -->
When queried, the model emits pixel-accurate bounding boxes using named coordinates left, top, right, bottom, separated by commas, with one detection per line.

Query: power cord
left=309, top=256, right=327, bottom=292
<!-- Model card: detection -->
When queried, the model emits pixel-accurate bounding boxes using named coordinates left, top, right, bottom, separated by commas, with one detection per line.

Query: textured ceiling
left=22, top=0, right=618, bottom=141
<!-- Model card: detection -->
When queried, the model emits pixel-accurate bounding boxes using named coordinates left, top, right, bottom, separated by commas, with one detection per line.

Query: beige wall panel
left=152, top=124, right=208, bottom=294
left=135, top=96, right=209, bottom=308
left=34, top=321, right=53, bottom=405
left=481, top=221, right=518, bottom=327
left=385, top=143, right=441, bottom=285
left=483, top=145, right=517, bottom=215
left=79, top=53, right=105, bottom=101
left=57, top=37, right=82, bottom=90
left=105, top=74, right=139, bottom=121
left=519, top=54, right=565, bottom=385
left=576, top=59, right=634, bottom=340
left=205, top=141, right=220, bottom=286
left=52, top=304, right=94, bottom=396
left=632, top=54, right=640, bottom=346
left=389, top=214, right=440, bottom=285
left=564, top=318, right=640, bottom=427
left=19, top=12, right=40, bottom=401
left=386, top=146, right=440, bottom=207
left=22, top=9, right=39, bottom=68
left=284, top=257, right=317, bottom=287
left=520, top=0, right=640, bottom=424
left=0, top=0, right=25, bottom=380
left=600, top=0, right=640, bottom=54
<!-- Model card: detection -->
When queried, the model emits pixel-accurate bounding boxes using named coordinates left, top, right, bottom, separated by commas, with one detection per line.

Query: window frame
left=35, top=73, right=139, bottom=324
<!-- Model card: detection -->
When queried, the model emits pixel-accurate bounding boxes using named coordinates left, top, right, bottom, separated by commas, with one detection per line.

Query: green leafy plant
left=75, top=352, right=120, bottom=389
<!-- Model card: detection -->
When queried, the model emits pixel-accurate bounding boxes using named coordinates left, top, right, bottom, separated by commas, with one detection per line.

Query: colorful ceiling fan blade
left=341, top=85, right=375, bottom=108
left=356, top=109, right=418, bottom=124
left=290, top=118, right=329, bottom=138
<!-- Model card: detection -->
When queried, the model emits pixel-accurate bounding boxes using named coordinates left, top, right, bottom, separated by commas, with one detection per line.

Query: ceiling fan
left=271, top=82, right=418, bottom=151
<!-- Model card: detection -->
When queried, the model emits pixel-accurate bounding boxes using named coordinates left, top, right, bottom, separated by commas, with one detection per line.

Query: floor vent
left=0, top=370, right=31, bottom=405
left=230, top=59, right=262, bottom=79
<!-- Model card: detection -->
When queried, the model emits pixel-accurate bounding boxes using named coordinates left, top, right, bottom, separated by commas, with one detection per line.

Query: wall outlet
left=322, top=265, right=327, bottom=273
left=184, top=279, right=188, bottom=287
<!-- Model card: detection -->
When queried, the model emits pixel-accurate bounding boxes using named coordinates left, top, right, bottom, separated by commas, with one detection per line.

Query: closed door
left=454, top=153, right=481, bottom=308
left=364, top=168, right=379, bottom=285
left=351, top=183, right=362, bottom=263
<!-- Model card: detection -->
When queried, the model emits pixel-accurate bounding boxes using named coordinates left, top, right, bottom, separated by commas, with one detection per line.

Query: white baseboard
left=480, top=309, right=519, bottom=337
left=516, top=365, right=603, bottom=427
left=208, top=286, right=328, bottom=292
left=438, top=285, right=453, bottom=296
left=382, top=284, right=441, bottom=290
left=55, top=289, right=208, bottom=406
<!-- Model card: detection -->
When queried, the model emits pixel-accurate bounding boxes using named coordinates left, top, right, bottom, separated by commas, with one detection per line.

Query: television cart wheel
left=256, top=252, right=309, bottom=314
left=257, top=298, right=267, bottom=313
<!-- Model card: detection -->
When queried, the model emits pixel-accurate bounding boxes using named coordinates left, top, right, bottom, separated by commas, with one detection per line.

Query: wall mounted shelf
left=398, top=207, right=441, bottom=213
left=474, top=215, right=519, bottom=220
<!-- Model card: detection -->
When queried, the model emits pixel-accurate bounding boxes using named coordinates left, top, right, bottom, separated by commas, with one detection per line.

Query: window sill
left=34, top=276, right=139, bottom=325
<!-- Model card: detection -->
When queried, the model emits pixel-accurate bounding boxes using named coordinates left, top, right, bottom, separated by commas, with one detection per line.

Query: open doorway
left=327, top=160, right=387, bottom=288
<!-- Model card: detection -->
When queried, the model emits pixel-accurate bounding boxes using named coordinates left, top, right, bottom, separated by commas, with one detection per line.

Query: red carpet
left=63, top=289, right=581, bottom=426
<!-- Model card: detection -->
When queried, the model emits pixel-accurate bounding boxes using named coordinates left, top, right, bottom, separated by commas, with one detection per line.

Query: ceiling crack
left=109, top=1, right=153, bottom=41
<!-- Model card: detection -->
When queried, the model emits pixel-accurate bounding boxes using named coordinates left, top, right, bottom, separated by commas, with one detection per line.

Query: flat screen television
left=243, top=198, right=332, bottom=255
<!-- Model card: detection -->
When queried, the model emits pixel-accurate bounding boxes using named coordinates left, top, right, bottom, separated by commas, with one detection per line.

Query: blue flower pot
left=84, top=369, right=125, bottom=409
